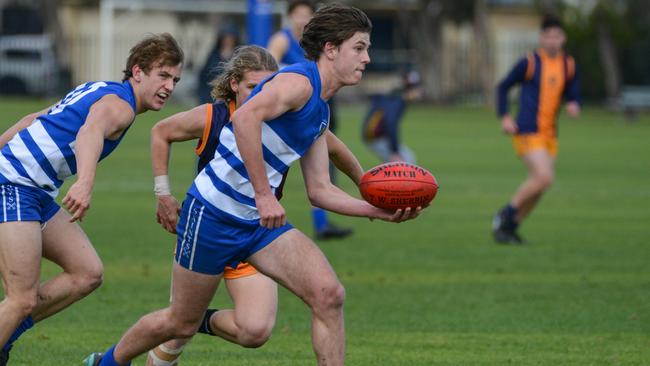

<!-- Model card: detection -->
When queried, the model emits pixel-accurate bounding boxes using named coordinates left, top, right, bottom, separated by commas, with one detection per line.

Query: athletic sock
left=98, top=345, right=132, bottom=366
left=197, top=308, right=219, bottom=336
left=2, top=315, right=34, bottom=351
left=312, top=208, right=328, bottom=232
left=97, top=346, right=113, bottom=366
left=503, top=204, right=519, bottom=231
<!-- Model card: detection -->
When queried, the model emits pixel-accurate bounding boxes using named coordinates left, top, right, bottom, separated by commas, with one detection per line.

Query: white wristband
left=154, top=175, right=171, bottom=196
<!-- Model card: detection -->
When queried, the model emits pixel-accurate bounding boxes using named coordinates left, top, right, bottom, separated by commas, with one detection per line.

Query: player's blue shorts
left=0, top=183, right=60, bottom=223
left=174, top=194, right=293, bottom=275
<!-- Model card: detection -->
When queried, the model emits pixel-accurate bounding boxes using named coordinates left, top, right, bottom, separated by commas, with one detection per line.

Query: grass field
left=1, top=97, right=649, bottom=365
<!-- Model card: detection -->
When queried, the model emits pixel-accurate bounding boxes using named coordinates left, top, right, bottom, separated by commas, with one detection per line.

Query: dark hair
left=122, top=33, right=184, bottom=81
left=216, top=24, right=240, bottom=51
left=288, top=0, right=316, bottom=14
left=403, top=70, right=421, bottom=89
left=541, top=15, right=563, bottom=31
left=300, top=3, right=372, bottom=61
left=210, top=45, right=278, bottom=102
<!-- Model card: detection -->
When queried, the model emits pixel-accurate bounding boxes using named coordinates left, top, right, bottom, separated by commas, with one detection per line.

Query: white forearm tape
left=154, top=175, right=171, bottom=196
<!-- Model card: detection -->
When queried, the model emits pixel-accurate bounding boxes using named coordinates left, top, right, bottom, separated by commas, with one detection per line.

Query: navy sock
left=312, top=208, right=328, bottom=232
left=503, top=204, right=519, bottom=230
left=2, top=315, right=34, bottom=351
left=197, top=309, right=219, bottom=336
left=99, top=345, right=130, bottom=366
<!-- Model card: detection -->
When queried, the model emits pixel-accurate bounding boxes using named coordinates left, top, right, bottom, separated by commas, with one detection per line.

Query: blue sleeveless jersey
left=0, top=80, right=136, bottom=197
left=189, top=61, right=329, bottom=224
left=280, top=28, right=307, bottom=67
left=195, top=101, right=290, bottom=201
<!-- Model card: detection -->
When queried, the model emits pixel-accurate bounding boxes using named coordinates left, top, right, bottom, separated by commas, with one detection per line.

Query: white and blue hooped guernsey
left=0, top=81, right=137, bottom=198
left=188, top=61, right=330, bottom=225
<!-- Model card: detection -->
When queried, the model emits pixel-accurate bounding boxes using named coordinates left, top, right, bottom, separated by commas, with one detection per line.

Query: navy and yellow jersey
left=497, top=48, right=581, bottom=136
left=361, top=94, right=407, bottom=153
left=194, top=100, right=288, bottom=200
left=195, top=101, right=235, bottom=173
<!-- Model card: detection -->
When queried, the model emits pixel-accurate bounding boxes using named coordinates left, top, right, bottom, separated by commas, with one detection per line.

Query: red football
left=359, top=162, right=438, bottom=210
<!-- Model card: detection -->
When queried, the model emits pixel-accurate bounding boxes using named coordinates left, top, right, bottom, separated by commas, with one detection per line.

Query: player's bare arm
left=231, top=73, right=311, bottom=229
left=63, top=94, right=135, bottom=222
left=267, top=32, right=290, bottom=62
left=566, top=101, right=581, bottom=118
left=151, top=104, right=208, bottom=233
left=0, top=106, right=50, bottom=149
left=501, top=114, right=518, bottom=135
left=325, top=130, right=364, bottom=185
left=301, top=134, right=420, bottom=223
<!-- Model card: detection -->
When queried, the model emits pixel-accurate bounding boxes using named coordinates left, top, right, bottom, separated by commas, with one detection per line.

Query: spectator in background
left=197, top=25, right=240, bottom=104
left=361, top=70, right=422, bottom=164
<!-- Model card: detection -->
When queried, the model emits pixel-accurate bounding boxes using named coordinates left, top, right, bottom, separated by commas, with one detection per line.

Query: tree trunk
left=538, top=0, right=560, bottom=16
left=596, top=21, right=622, bottom=101
left=473, top=0, right=492, bottom=106
left=40, top=0, right=67, bottom=67
left=415, top=0, right=444, bottom=102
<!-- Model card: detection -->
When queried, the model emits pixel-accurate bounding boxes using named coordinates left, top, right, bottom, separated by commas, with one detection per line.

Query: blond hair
left=210, top=45, right=278, bottom=102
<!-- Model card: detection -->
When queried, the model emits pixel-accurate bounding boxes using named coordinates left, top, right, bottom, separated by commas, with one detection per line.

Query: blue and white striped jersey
left=0, top=80, right=137, bottom=197
left=188, top=61, right=329, bottom=224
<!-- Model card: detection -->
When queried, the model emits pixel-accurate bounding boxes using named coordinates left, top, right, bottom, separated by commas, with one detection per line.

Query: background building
left=1, top=0, right=648, bottom=105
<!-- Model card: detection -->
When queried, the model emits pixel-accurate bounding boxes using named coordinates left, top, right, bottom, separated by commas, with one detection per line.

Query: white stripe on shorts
left=188, top=205, right=205, bottom=271
left=179, top=198, right=196, bottom=252
left=1, top=186, right=6, bottom=222
left=15, top=186, right=20, bottom=221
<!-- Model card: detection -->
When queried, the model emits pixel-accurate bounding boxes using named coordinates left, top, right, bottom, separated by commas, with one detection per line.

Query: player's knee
left=74, top=267, right=104, bottom=296
left=8, top=292, right=38, bottom=318
left=312, top=281, right=346, bottom=312
left=174, top=325, right=198, bottom=340
left=238, top=322, right=273, bottom=348
left=17, top=298, right=37, bottom=318
left=535, top=171, right=554, bottom=190
left=84, top=268, right=104, bottom=292
left=165, top=307, right=203, bottom=338
left=169, top=319, right=200, bottom=339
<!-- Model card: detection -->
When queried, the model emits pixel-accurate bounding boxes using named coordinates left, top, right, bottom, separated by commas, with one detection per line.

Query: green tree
left=561, top=0, right=649, bottom=101
left=397, top=0, right=476, bottom=102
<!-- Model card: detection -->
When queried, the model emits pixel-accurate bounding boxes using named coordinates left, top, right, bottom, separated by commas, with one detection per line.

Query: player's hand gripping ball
left=359, top=162, right=438, bottom=210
